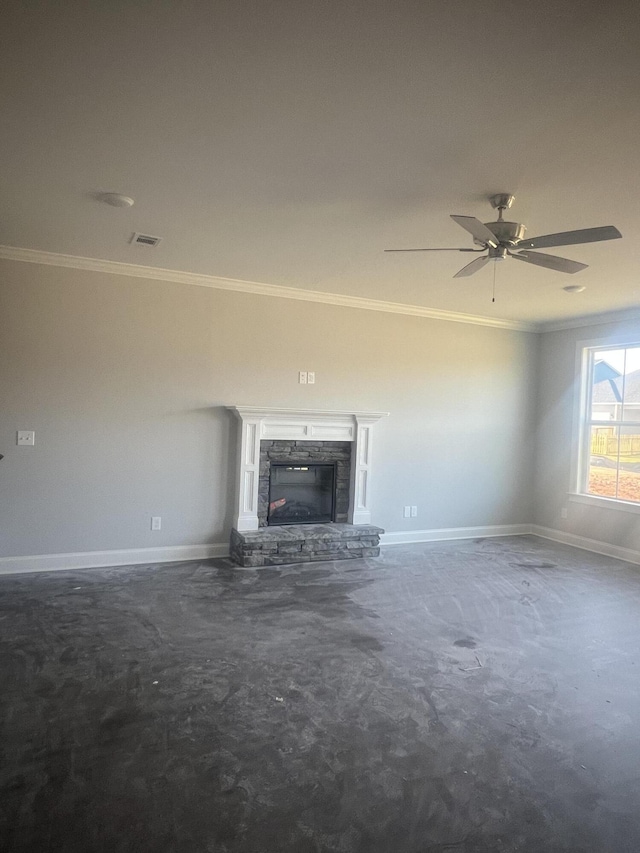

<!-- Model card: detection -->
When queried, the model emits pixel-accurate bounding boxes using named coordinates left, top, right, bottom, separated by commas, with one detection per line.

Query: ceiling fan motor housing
left=473, top=220, right=526, bottom=247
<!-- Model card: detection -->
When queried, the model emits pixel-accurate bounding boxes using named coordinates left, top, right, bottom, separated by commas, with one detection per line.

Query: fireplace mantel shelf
left=227, top=406, right=388, bottom=532
left=228, top=406, right=389, bottom=421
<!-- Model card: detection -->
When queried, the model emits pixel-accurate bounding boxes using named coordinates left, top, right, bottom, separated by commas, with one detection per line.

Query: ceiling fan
left=385, top=194, right=622, bottom=278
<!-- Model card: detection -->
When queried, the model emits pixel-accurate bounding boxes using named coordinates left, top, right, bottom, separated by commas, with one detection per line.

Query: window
left=578, top=343, right=640, bottom=505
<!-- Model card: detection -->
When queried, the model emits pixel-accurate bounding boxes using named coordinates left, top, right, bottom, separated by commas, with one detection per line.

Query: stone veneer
left=230, top=524, right=384, bottom=567
left=258, top=440, right=351, bottom=527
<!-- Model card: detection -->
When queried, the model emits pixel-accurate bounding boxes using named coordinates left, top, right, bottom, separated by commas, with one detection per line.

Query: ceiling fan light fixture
left=563, top=284, right=586, bottom=293
left=488, top=246, right=508, bottom=261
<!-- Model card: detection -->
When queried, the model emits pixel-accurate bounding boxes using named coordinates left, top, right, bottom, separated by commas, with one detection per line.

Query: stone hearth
left=230, top=524, right=384, bottom=567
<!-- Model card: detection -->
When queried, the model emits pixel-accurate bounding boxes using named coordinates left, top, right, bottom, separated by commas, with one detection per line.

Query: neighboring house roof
left=593, top=368, right=640, bottom=404
left=594, top=360, right=621, bottom=383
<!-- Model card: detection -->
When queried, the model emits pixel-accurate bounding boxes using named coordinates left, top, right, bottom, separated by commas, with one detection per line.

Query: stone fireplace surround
left=258, top=440, right=352, bottom=527
left=227, top=407, right=388, bottom=566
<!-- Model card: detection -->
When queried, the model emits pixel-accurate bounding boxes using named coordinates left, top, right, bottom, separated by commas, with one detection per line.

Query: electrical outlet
left=411, top=506, right=418, bottom=517
left=151, top=516, right=162, bottom=531
left=307, top=371, right=315, bottom=384
left=403, top=506, right=411, bottom=518
left=560, top=507, right=568, bottom=519
left=17, top=430, right=35, bottom=446
left=299, top=371, right=307, bottom=384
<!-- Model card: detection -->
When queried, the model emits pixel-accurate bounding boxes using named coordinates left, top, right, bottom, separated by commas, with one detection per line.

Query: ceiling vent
left=131, top=232, right=162, bottom=247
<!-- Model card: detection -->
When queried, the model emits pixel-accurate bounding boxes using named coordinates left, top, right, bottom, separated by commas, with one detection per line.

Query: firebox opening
left=268, top=462, right=336, bottom=525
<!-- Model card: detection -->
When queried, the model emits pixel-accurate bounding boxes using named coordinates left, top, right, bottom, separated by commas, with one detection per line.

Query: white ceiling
left=1, top=0, right=640, bottom=326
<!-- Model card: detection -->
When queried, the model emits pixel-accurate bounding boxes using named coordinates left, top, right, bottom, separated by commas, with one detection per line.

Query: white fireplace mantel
left=227, top=407, right=388, bottom=532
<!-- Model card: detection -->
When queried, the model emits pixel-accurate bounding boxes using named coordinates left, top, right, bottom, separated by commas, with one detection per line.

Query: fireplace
left=227, top=407, right=388, bottom=532
left=227, top=407, right=388, bottom=567
left=268, top=463, right=335, bottom=525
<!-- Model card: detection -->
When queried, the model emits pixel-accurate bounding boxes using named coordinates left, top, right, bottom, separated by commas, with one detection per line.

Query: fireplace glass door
left=268, top=463, right=336, bottom=525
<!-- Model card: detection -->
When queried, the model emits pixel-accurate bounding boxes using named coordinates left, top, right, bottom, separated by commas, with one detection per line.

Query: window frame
left=570, top=338, right=640, bottom=514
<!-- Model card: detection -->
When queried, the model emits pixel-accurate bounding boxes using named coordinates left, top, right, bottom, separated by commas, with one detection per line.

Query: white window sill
left=568, top=492, right=640, bottom=515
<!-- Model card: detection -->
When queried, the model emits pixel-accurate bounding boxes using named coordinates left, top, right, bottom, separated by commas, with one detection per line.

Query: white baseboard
left=2, top=525, right=638, bottom=575
left=381, top=523, right=640, bottom=566
left=380, top=524, right=533, bottom=546
left=530, top=525, right=640, bottom=566
left=0, top=543, right=230, bottom=575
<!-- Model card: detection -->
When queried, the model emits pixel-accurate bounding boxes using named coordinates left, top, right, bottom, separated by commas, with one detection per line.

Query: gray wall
left=1, top=259, right=537, bottom=558
left=534, top=317, right=640, bottom=553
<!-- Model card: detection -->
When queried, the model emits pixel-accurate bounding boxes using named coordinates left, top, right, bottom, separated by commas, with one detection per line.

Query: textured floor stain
left=1, top=536, right=640, bottom=852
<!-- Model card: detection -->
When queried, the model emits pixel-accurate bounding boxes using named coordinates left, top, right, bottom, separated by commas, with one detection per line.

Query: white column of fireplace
left=228, top=407, right=388, bottom=532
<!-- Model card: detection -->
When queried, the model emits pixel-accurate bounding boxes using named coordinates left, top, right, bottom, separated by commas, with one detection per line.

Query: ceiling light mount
left=489, top=193, right=515, bottom=212
left=489, top=194, right=516, bottom=224
left=97, top=192, right=135, bottom=208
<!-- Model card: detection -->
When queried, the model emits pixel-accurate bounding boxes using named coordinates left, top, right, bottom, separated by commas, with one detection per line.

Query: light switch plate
left=299, top=371, right=307, bottom=384
left=17, top=430, right=35, bottom=446
left=307, top=372, right=315, bottom=384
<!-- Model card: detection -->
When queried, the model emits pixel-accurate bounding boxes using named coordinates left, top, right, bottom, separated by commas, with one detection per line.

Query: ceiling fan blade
left=517, top=225, right=621, bottom=251
left=384, top=247, right=483, bottom=252
left=453, top=255, right=490, bottom=278
left=512, top=250, right=588, bottom=274
left=450, top=215, right=499, bottom=248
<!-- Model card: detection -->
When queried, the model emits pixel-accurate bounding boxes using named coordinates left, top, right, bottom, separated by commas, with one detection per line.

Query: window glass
left=582, top=344, right=640, bottom=505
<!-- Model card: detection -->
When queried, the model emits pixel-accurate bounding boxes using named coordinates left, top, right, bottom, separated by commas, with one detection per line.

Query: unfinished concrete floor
left=1, top=536, right=640, bottom=852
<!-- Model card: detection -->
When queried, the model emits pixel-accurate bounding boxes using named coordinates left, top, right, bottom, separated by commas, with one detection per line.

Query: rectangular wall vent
left=131, top=232, right=162, bottom=247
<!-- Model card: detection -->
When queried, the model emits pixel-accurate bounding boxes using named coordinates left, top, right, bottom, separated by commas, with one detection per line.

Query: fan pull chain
left=492, top=260, right=497, bottom=303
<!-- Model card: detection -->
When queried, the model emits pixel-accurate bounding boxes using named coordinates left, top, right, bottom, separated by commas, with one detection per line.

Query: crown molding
left=0, top=244, right=536, bottom=332
left=538, top=305, right=640, bottom=333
